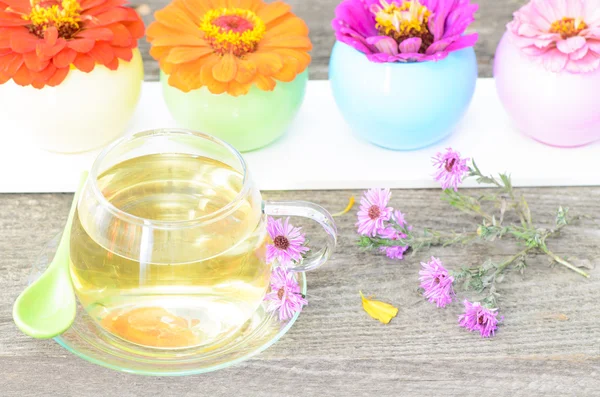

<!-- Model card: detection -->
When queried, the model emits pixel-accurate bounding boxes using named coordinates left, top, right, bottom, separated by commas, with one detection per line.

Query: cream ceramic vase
left=0, top=49, right=144, bottom=153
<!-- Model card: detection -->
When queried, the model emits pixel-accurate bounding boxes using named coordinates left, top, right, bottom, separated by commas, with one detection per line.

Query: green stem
left=540, top=246, right=590, bottom=279
left=494, top=247, right=533, bottom=276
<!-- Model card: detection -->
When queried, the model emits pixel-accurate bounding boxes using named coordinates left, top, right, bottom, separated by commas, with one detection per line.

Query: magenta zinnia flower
left=458, top=300, right=500, bottom=338
left=419, top=257, right=455, bottom=308
left=356, top=188, right=393, bottom=236
left=507, top=0, right=600, bottom=73
left=264, top=267, right=307, bottom=321
left=432, top=147, right=470, bottom=191
left=266, top=217, right=309, bottom=267
left=332, top=0, right=478, bottom=63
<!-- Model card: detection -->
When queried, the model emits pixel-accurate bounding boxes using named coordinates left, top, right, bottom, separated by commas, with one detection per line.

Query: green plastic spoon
left=13, top=171, right=88, bottom=339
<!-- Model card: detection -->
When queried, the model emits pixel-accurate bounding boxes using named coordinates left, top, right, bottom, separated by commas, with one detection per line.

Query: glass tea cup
left=70, top=129, right=336, bottom=350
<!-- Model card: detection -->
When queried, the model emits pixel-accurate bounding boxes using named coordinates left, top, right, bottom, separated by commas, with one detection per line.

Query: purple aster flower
left=393, top=210, right=406, bottom=227
left=380, top=245, right=409, bottom=259
left=377, top=226, right=409, bottom=260
left=356, top=188, right=393, bottom=236
left=332, top=0, right=478, bottom=64
left=458, top=300, right=500, bottom=338
left=266, top=217, right=309, bottom=267
left=264, top=267, right=307, bottom=321
left=418, top=256, right=455, bottom=308
left=432, top=147, right=470, bottom=191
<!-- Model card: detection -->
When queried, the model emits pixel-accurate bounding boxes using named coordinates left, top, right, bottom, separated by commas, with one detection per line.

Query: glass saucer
left=30, top=234, right=306, bottom=376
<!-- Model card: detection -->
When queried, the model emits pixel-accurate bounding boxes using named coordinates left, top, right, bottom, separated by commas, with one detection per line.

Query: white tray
left=1, top=78, right=598, bottom=193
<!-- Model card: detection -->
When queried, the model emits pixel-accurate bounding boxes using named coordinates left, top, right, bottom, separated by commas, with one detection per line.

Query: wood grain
left=1, top=187, right=599, bottom=396
left=133, top=0, right=529, bottom=80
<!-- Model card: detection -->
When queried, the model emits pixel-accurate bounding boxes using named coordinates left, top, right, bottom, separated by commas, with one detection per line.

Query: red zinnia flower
left=0, top=0, right=144, bottom=88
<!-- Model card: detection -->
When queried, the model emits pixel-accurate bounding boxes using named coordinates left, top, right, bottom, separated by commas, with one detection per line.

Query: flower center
left=273, top=235, right=290, bottom=250
left=549, top=17, right=587, bottom=39
left=371, top=0, right=433, bottom=53
left=200, top=8, right=265, bottom=56
left=478, top=315, right=484, bottom=325
left=368, top=205, right=381, bottom=220
left=445, top=158, right=456, bottom=172
left=277, top=288, right=284, bottom=300
left=24, top=0, right=81, bottom=39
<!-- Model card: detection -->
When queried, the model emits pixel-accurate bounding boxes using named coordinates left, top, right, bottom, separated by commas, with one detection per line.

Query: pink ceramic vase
left=494, top=33, right=600, bottom=148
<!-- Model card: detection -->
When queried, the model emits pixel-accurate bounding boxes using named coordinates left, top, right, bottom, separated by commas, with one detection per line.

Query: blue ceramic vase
left=329, top=42, right=477, bottom=150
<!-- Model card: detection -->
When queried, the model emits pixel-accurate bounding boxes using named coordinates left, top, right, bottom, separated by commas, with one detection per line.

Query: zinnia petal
left=257, top=1, right=291, bottom=25
left=112, top=46, right=133, bottom=61
left=542, top=48, right=569, bottom=72
left=569, top=43, right=589, bottom=60
left=73, top=53, right=95, bottom=72
left=10, top=33, right=38, bottom=53
left=53, top=48, right=77, bottom=68
left=212, top=53, right=238, bottom=82
left=90, top=7, right=132, bottom=27
left=247, top=51, right=283, bottom=74
left=67, top=38, right=95, bottom=53
left=88, top=41, right=114, bottom=65
left=154, top=5, right=202, bottom=35
left=255, top=74, right=276, bottom=90
left=366, top=36, right=399, bottom=55
left=166, top=46, right=213, bottom=64
left=235, top=59, right=257, bottom=83
left=556, top=36, right=586, bottom=54
left=0, top=0, right=30, bottom=14
left=44, top=27, right=58, bottom=46
left=12, top=63, right=32, bottom=86
left=565, top=51, right=600, bottom=73
left=262, top=15, right=308, bottom=39
left=23, top=51, right=48, bottom=72
left=260, top=35, right=312, bottom=50
left=399, top=37, right=422, bottom=54
left=200, top=56, right=228, bottom=94
left=77, top=27, right=114, bottom=41
left=0, top=52, right=22, bottom=75
left=272, top=55, right=299, bottom=81
left=47, top=66, right=70, bottom=86
left=226, top=79, right=252, bottom=96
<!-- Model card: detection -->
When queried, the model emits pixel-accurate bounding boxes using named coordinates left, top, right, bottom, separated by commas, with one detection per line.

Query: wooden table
left=3, top=0, right=600, bottom=395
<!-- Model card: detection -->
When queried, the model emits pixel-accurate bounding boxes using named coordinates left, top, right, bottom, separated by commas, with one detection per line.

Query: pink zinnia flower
left=264, top=267, right=307, bottom=321
left=419, top=257, right=455, bottom=308
left=378, top=226, right=409, bottom=259
left=332, top=0, right=478, bottom=63
left=458, top=300, right=500, bottom=338
left=266, top=217, right=309, bottom=267
left=432, top=148, right=470, bottom=191
left=507, top=0, right=600, bottom=73
left=356, top=188, right=393, bottom=236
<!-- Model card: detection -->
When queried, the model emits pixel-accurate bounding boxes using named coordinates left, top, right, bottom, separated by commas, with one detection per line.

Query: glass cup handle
left=263, top=201, right=337, bottom=272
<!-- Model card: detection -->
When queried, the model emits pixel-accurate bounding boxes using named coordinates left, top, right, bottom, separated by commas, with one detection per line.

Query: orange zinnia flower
left=147, top=0, right=312, bottom=97
left=0, top=0, right=144, bottom=89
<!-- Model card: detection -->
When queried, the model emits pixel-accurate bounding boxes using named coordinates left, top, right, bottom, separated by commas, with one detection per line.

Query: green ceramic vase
left=161, top=70, right=308, bottom=152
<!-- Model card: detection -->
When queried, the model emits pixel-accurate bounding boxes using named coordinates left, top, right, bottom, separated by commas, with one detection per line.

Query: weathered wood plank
left=1, top=187, right=599, bottom=395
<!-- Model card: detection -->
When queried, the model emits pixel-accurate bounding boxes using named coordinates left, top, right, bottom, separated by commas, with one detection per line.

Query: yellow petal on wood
left=360, top=291, right=398, bottom=324
left=332, top=196, right=355, bottom=217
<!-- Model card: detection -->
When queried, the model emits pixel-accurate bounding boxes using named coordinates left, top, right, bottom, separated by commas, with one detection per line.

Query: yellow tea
left=70, top=154, right=271, bottom=349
